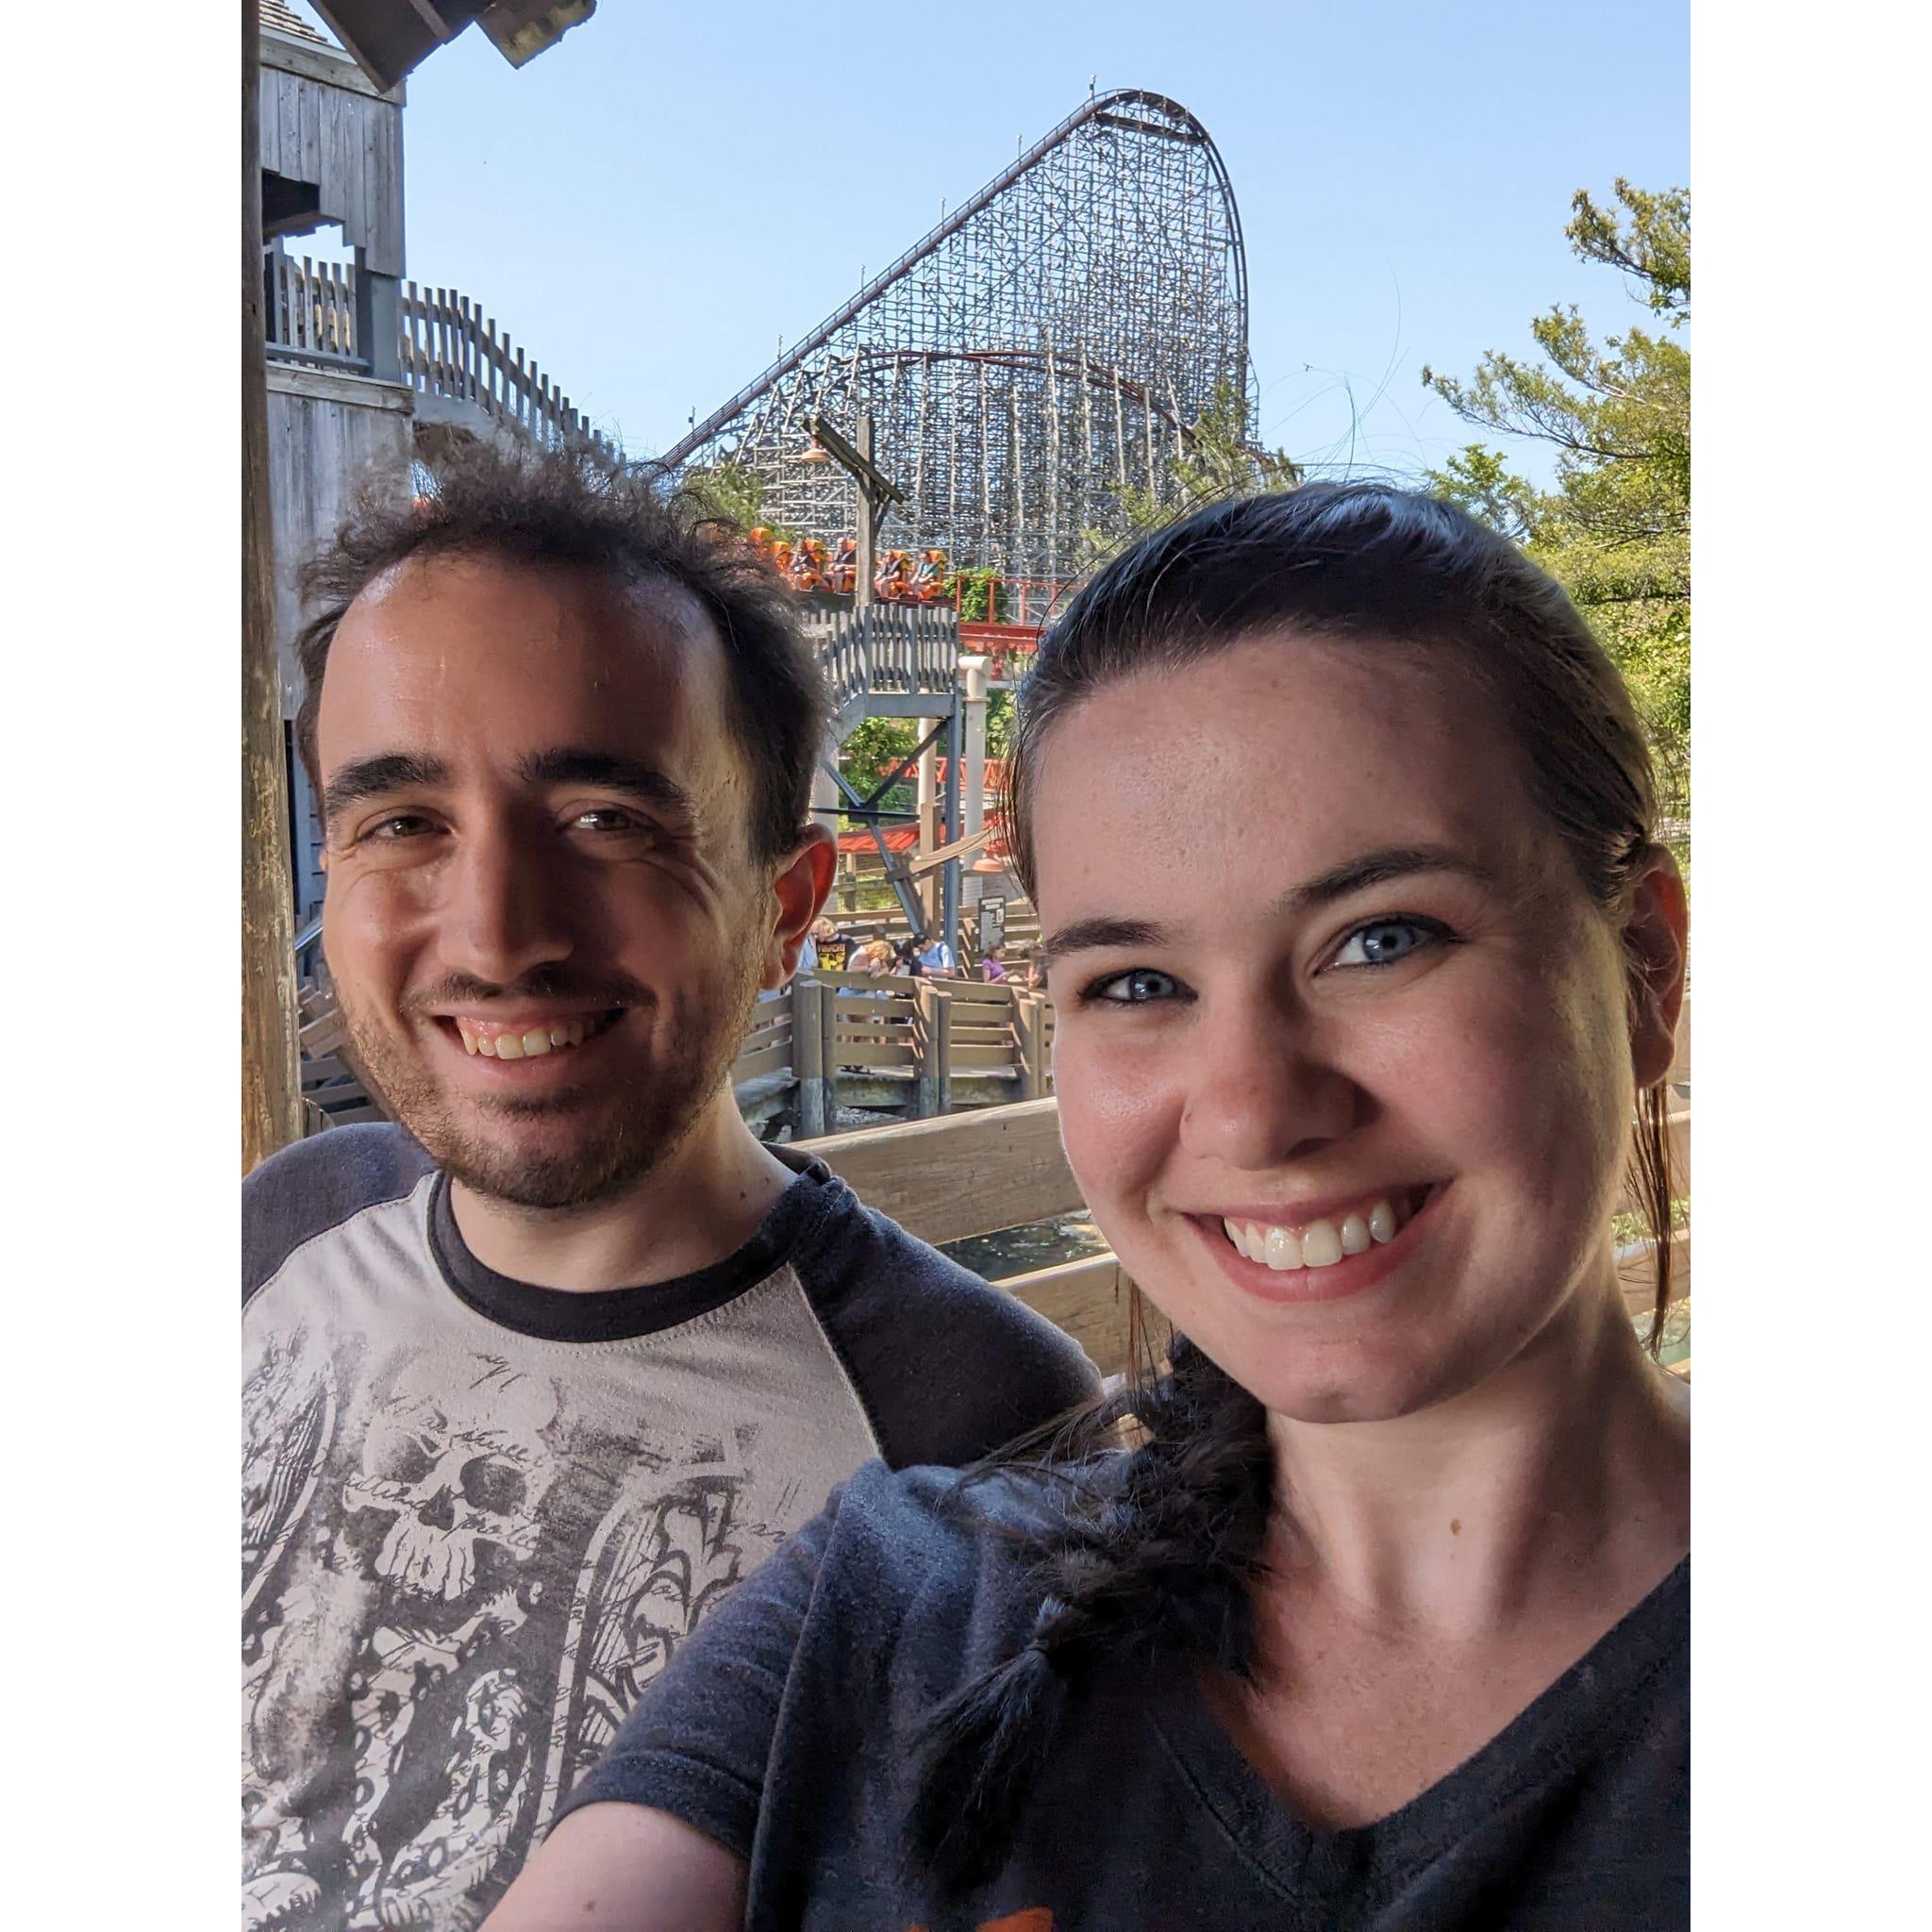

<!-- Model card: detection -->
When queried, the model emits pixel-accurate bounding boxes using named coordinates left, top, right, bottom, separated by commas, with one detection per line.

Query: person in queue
left=487, top=483, right=1690, bottom=1930
left=242, top=444, right=1098, bottom=1932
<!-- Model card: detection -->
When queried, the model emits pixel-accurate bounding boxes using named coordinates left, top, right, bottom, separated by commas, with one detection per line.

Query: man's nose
left=439, top=824, right=575, bottom=986
left=1176, top=999, right=1360, bottom=1173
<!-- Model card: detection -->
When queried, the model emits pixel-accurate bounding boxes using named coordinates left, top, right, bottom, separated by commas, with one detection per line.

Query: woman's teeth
left=1222, top=1196, right=1405, bottom=1271
left=455, top=1018, right=592, bottom=1058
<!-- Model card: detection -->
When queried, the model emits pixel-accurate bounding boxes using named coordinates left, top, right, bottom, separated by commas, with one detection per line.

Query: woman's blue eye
left=1086, top=967, right=1184, bottom=1005
left=1331, top=918, right=1444, bottom=968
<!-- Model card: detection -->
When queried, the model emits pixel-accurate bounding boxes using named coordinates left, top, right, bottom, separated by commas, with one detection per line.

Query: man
left=916, top=932, right=955, bottom=975
left=242, top=445, right=1097, bottom=1932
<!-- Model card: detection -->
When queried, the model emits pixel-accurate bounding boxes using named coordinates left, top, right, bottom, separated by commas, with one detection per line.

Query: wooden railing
left=261, top=255, right=610, bottom=453
left=397, top=281, right=607, bottom=451
left=264, top=251, right=362, bottom=370
left=729, top=971, right=1054, bottom=1135
left=804, top=605, right=961, bottom=720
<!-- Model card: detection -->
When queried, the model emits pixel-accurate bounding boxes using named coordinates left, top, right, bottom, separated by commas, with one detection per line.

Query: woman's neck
left=1260, top=1286, right=1689, bottom=1641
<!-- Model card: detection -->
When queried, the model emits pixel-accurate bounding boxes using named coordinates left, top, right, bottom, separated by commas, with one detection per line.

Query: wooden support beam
left=907, top=824, right=992, bottom=879
left=793, top=978, right=827, bottom=1140
left=914, top=980, right=951, bottom=1118
left=243, top=0, right=305, bottom=1174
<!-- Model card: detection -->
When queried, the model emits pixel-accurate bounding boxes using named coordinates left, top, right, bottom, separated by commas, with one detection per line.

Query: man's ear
left=1624, top=844, right=1689, bottom=1091
left=761, top=824, right=838, bottom=990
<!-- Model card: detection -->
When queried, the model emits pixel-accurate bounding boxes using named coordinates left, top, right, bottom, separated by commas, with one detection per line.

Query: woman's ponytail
left=908, top=1337, right=1274, bottom=1893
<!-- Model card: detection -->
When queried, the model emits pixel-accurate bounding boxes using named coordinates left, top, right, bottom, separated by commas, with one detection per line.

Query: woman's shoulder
left=810, top=1456, right=1116, bottom=1643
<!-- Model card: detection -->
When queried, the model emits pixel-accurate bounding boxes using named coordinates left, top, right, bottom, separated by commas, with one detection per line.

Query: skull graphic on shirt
left=344, top=1354, right=559, bottom=1602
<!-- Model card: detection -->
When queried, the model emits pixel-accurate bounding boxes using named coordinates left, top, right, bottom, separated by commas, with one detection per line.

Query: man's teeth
left=457, top=1018, right=591, bottom=1058
left=1222, top=1197, right=1405, bottom=1272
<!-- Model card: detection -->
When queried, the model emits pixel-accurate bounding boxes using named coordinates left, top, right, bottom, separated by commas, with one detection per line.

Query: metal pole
left=941, top=702, right=961, bottom=967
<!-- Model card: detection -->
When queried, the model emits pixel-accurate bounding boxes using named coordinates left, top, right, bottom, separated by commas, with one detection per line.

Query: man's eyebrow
left=516, top=748, right=699, bottom=820
left=1040, top=848, right=1496, bottom=961
left=322, top=753, right=449, bottom=826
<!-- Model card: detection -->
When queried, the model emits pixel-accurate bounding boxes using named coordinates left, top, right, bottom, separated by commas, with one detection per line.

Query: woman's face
left=1034, top=631, right=1674, bottom=1424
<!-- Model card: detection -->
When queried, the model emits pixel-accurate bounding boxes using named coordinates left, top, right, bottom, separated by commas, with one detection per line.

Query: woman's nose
left=1176, top=1008, right=1359, bottom=1172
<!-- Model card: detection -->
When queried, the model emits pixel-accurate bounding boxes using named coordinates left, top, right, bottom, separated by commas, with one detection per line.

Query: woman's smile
left=1180, top=1181, right=1447, bottom=1305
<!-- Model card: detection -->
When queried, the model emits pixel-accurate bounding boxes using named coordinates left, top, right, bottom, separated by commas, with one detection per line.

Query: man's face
left=316, top=553, right=789, bottom=1208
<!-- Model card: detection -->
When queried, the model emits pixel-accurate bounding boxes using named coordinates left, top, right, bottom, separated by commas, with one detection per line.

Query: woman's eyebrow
left=322, top=752, right=449, bottom=827
left=1275, top=844, right=1499, bottom=913
left=1041, top=848, right=1498, bottom=961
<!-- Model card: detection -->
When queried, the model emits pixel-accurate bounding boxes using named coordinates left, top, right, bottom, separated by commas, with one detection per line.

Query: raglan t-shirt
left=570, top=1461, right=1690, bottom=1932
left=241, top=1125, right=1097, bottom=1932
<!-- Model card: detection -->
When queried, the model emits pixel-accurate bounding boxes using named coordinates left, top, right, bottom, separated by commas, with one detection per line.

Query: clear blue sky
left=288, top=0, right=1686, bottom=488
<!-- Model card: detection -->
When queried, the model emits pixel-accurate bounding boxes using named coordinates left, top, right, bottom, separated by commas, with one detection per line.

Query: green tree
left=986, top=689, right=1014, bottom=761
left=836, top=717, right=920, bottom=828
left=1423, top=180, right=1690, bottom=811
left=1094, top=380, right=1301, bottom=557
left=943, top=567, right=1006, bottom=623
left=679, top=459, right=769, bottom=533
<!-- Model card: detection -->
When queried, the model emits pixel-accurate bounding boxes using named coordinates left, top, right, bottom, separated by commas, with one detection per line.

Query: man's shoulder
left=791, top=1183, right=1102, bottom=1469
left=243, top=1123, right=436, bottom=1307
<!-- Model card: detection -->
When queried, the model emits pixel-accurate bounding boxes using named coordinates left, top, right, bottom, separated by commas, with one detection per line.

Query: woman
left=487, top=485, right=1690, bottom=1929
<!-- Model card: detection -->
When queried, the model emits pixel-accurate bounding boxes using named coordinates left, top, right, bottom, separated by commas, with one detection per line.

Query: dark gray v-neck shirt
left=569, top=1460, right=1689, bottom=1930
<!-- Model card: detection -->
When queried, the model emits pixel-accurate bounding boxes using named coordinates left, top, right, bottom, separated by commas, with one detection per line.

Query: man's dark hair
left=293, top=439, right=830, bottom=864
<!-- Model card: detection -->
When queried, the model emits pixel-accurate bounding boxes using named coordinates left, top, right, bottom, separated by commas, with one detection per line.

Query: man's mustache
left=398, top=970, right=656, bottom=1015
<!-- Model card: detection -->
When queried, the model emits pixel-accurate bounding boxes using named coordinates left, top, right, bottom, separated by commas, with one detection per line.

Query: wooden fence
left=260, top=255, right=609, bottom=453
left=804, top=604, right=961, bottom=722
left=397, top=282, right=605, bottom=450
left=730, top=972, right=1054, bottom=1135
left=263, top=251, right=359, bottom=369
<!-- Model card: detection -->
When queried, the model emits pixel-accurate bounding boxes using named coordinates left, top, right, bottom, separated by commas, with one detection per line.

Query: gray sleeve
left=554, top=1485, right=843, bottom=1857
left=793, top=1191, right=1103, bottom=1469
left=243, top=1124, right=434, bottom=1306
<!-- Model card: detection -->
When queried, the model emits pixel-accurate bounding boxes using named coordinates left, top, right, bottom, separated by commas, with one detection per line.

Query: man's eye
left=360, top=813, right=436, bottom=842
left=1328, top=916, right=1452, bottom=969
left=569, top=807, right=645, bottom=834
left=1082, top=967, right=1187, bottom=1006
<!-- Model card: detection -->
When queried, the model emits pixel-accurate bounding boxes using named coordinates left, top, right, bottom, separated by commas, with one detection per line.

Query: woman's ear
left=1624, top=844, right=1689, bottom=1089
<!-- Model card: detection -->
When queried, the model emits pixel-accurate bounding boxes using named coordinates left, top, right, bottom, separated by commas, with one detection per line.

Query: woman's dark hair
left=293, top=439, right=829, bottom=865
left=910, top=482, right=1680, bottom=1894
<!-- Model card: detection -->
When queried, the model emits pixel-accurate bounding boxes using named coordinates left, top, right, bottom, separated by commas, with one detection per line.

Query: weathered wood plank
left=946, top=1042, right=1022, bottom=1071
left=824, top=1040, right=918, bottom=1070
left=731, top=1040, right=793, bottom=1082
left=829, top=995, right=915, bottom=1023
left=1001, top=1253, right=1130, bottom=1377
left=799, top=1098, right=1080, bottom=1245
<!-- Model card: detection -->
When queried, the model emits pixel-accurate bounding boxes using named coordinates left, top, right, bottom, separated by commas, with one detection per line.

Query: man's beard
left=339, top=941, right=768, bottom=1213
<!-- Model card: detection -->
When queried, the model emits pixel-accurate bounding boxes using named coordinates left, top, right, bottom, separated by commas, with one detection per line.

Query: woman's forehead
left=1028, top=637, right=1537, bottom=909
